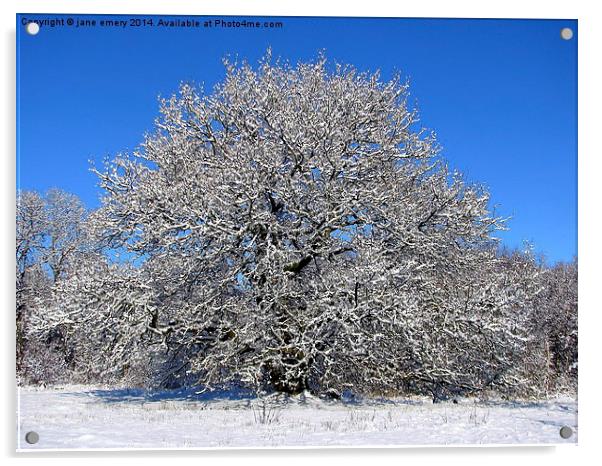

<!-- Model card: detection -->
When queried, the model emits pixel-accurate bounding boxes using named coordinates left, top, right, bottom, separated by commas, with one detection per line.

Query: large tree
left=31, top=54, right=548, bottom=397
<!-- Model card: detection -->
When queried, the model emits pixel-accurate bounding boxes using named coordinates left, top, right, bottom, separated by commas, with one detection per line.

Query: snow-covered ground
left=16, top=385, right=577, bottom=450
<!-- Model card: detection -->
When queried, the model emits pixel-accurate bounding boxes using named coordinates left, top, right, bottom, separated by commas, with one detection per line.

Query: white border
left=3, top=1, right=600, bottom=464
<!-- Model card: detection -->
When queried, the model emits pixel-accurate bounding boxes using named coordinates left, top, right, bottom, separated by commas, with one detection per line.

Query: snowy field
left=17, top=385, right=577, bottom=450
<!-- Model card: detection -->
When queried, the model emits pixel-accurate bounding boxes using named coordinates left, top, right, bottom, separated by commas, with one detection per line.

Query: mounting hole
left=25, top=22, right=40, bottom=36
left=25, top=431, right=39, bottom=444
left=560, top=27, right=573, bottom=40
left=559, top=425, right=573, bottom=439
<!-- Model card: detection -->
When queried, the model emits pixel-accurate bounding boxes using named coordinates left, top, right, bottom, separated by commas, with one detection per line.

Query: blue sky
left=16, top=15, right=577, bottom=263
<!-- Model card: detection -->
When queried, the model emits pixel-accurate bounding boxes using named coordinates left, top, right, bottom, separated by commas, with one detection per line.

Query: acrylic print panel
left=16, top=14, right=578, bottom=450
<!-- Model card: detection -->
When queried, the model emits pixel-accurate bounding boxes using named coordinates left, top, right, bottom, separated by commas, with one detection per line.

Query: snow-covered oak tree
left=93, top=54, right=522, bottom=395
left=28, top=54, right=570, bottom=397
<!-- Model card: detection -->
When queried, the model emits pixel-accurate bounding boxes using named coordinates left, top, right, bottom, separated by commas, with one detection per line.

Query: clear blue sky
left=16, top=15, right=577, bottom=263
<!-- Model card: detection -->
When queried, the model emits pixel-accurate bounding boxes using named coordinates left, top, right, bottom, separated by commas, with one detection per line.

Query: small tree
left=16, top=189, right=90, bottom=383
left=16, top=191, right=47, bottom=376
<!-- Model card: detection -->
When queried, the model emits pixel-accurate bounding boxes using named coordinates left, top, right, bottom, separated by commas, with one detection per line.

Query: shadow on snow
left=62, top=386, right=256, bottom=404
